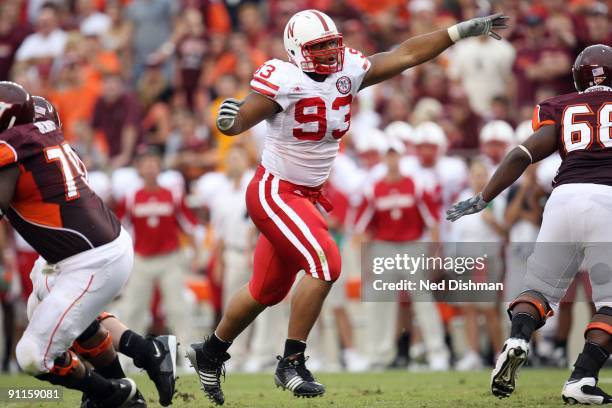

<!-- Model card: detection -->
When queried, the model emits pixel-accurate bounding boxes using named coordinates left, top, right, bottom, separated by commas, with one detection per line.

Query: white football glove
left=448, top=13, right=510, bottom=42
left=216, top=98, right=242, bottom=131
left=446, top=193, right=488, bottom=222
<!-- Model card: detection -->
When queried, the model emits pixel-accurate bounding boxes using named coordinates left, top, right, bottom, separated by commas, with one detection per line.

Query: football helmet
left=0, top=81, right=34, bottom=131
left=572, top=44, right=612, bottom=92
left=283, top=9, right=344, bottom=74
left=32, top=95, right=61, bottom=128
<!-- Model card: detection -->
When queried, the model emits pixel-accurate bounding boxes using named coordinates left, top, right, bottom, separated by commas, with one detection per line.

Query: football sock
left=284, top=339, right=306, bottom=357
left=206, top=333, right=232, bottom=356
left=397, top=331, right=410, bottom=359
left=570, top=342, right=610, bottom=380
left=80, top=368, right=115, bottom=398
left=96, top=355, right=126, bottom=379
left=510, top=312, right=538, bottom=341
left=119, top=330, right=155, bottom=368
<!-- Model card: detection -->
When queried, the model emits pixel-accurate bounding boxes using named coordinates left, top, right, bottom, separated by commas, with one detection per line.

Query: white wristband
left=518, top=144, right=533, bottom=163
left=447, top=25, right=461, bottom=43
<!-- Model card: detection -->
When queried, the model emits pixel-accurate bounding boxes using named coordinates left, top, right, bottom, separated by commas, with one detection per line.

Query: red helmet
left=32, top=95, right=61, bottom=128
left=572, top=44, right=612, bottom=92
left=0, top=81, right=34, bottom=131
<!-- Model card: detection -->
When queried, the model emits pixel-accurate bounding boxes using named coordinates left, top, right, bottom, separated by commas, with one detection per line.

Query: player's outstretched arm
left=446, top=125, right=557, bottom=222
left=360, top=13, right=509, bottom=90
left=216, top=92, right=281, bottom=136
left=0, top=164, right=19, bottom=219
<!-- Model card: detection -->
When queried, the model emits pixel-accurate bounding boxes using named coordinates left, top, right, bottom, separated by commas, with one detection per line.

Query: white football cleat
left=562, top=377, right=612, bottom=405
left=491, top=338, right=529, bottom=398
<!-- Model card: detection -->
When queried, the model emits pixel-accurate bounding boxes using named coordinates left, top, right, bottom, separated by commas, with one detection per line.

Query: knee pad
left=318, top=238, right=341, bottom=282
left=508, top=290, right=554, bottom=328
left=16, top=335, right=45, bottom=375
left=585, top=307, right=612, bottom=338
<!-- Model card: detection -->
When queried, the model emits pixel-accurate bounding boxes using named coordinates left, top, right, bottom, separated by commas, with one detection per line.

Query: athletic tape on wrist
left=447, top=25, right=461, bottom=42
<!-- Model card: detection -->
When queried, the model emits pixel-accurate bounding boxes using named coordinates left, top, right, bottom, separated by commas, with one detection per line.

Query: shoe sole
left=562, top=395, right=579, bottom=405
left=274, top=374, right=325, bottom=398
left=491, top=347, right=527, bottom=398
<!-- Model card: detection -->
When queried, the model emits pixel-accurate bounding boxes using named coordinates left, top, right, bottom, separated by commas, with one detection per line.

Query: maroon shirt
left=91, top=93, right=140, bottom=158
left=532, top=87, right=612, bottom=188
left=0, top=23, right=30, bottom=80
left=0, top=121, right=121, bottom=263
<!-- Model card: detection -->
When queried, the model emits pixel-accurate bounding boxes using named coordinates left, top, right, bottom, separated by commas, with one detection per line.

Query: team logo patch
left=336, top=76, right=351, bottom=95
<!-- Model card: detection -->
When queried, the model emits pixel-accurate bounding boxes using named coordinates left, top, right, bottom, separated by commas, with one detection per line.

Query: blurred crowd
left=0, top=0, right=609, bottom=373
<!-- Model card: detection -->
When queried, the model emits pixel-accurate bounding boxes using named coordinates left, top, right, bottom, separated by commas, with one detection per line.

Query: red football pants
left=245, top=166, right=341, bottom=306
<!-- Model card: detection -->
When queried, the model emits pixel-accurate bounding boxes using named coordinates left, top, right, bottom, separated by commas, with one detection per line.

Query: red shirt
left=116, top=186, right=198, bottom=256
left=356, top=176, right=439, bottom=242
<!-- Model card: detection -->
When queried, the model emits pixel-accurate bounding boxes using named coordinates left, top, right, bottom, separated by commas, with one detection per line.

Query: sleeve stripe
left=251, top=85, right=276, bottom=98
left=531, top=104, right=556, bottom=131
left=252, top=76, right=280, bottom=91
left=0, top=141, right=17, bottom=167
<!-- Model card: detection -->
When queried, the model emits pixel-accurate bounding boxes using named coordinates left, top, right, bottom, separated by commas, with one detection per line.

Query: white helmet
left=514, top=120, right=533, bottom=144
left=284, top=9, right=344, bottom=74
left=413, top=121, right=447, bottom=149
left=480, top=120, right=514, bottom=144
left=384, top=121, right=414, bottom=143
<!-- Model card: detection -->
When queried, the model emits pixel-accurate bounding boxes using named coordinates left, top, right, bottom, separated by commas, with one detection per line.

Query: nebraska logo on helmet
left=336, top=76, right=351, bottom=94
left=283, top=9, right=345, bottom=75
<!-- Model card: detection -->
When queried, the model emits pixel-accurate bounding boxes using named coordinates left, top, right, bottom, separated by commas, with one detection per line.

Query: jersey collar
left=583, top=85, right=612, bottom=93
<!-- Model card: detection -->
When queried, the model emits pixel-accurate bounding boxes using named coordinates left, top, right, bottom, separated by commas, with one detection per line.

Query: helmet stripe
left=310, top=10, right=329, bottom=31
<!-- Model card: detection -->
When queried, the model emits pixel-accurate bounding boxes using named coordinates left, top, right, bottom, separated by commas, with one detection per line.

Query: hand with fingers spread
left=216, top=98, right=243, bottom=132
left=446, top=192, right=488, bottom=222
left=448, top=13, right=510, bottom=42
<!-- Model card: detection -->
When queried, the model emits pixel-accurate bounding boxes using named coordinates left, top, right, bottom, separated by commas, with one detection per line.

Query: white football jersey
left=250, top=47, right=371, bottom=187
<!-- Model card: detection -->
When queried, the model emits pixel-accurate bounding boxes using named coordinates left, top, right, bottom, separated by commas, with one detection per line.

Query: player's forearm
left=218, top=113, right=245, bottom=136
left=394, top=29, right=454, bottom=70
left=482, top=147, right=531, bottom=202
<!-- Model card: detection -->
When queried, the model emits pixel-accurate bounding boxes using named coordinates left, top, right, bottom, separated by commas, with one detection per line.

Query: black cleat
left=186, top=341, right=230, bottom=406
left=92, top=378, right=138, bottom=408
left=562, top=377, right=612, bottom=404
left=82, top=390, right=146, bottom=407
left=274, top=353, right=325, bottom=398
left=141, top=335, right=177, bottom=406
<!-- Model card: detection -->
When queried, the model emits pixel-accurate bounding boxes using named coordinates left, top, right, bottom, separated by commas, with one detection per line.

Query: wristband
left=447, top=25, right=461, bottom=43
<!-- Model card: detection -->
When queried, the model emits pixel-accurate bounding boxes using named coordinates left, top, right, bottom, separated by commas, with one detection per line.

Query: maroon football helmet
left=572, top=44, right=612, bottom=92
left=0, top=81, right=34, bottom=131
left=32, top=95, right=61, bottom=128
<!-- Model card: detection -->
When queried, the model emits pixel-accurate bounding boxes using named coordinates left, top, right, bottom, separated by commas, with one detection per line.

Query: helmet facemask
left=300, top=34, right=345, bottom=75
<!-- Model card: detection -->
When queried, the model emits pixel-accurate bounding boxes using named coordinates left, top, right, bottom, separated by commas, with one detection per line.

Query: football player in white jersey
left=187, top=9, right=508, bottom=404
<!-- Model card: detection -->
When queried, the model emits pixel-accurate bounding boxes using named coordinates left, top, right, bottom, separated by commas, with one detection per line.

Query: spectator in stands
left=175, top=7, right=207, bottom=110
left=75, top=0, right=111, bottom=36
left=14, top=3, right=66, bottom=72
left=91, top=72, right=140, bottom=169
left=116, top=146, right=199, bottom=353
left=125, top=0, right=178, bottom=81
left=448, top=32, right=515, bottom=116
left=0, top=2, right=30, bottom=81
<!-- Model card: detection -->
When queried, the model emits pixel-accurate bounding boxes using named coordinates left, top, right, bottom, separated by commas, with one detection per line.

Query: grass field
left=1, top=368, right=610, bottom=407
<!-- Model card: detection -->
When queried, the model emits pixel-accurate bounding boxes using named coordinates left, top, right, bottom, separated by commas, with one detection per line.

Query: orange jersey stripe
left=12, top=170, right=63, bottom=228
left=0, top=142, right=17, bottom=167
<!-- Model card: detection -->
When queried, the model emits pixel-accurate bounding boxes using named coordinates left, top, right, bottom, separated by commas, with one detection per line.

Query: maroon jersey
left=0, top=120, right=121, bottom=263
left=532, top=87, right=612, bottom=188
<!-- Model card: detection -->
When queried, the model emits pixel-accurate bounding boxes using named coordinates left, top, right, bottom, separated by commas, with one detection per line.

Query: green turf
left=0, top=368, right=610, bottom=407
